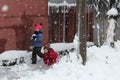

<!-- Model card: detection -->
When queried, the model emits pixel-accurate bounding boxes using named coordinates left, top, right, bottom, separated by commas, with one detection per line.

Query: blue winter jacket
left=33, top=30, right=43, bottom=47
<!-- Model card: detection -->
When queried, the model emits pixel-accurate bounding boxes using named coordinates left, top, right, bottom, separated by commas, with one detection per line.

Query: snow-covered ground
left=0, top=41, right=120, bottom=80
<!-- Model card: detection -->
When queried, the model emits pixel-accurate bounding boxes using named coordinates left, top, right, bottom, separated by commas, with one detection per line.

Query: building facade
left=0, top=0, right=98, bottom=53
left=0, top=0, right=48, bottom=53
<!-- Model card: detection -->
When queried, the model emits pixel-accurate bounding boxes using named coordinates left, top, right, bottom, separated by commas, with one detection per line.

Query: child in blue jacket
left=31, top=23, right=44, bottom=64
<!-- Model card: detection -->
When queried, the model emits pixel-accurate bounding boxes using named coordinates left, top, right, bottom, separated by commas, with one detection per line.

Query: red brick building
left=0, top=0, right=48, bottom=53
left=0, top=0, right=94, bottom=53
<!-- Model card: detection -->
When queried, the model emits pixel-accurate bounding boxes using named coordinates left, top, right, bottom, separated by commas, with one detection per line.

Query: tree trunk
left=76, top=0, right=87, bottom=65
left=76, top=0, right=81, bottom=59
left=80, top=0, right=87, bottom=65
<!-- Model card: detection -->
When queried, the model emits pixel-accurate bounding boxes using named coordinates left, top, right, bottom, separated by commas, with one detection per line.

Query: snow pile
left=106, top=7, right=118, bottom=16
left=0, top=50, right=29, bottom=60
left=50, top=43, right=74, bottom=51
left=73, top=34, right=94, bottom=50
left=0, top=50, right=31, bottom=66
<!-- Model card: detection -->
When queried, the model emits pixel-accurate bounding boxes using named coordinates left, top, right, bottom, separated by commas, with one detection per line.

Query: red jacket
left=44, top=48, right=59, bottom=66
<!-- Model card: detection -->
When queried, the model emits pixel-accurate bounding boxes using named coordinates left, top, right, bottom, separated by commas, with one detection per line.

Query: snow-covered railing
left=48, top=1, right=76, bottom=7
left=48, top=1, right=76, bottom=14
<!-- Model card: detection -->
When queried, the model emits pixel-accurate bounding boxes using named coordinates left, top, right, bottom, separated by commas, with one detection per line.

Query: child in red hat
left=30, top=23, right=44, bottom=64
left=35, top=24, right=42, bottom=31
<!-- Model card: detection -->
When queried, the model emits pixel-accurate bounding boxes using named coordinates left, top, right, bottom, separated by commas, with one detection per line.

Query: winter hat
left=44, top=43, right=51, bottom=50
left=35, top=24, right=42, bottom=31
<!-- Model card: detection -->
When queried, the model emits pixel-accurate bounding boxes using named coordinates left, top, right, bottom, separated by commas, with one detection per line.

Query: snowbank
left=0, top=50, right=29, bottom=60
left=1, top=41, right=120, bottom=80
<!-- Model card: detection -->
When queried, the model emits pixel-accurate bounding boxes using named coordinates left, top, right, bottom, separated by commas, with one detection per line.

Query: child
left=31, top=23, right=44, bottom=64
left=43, top=44, right=60, bottom=66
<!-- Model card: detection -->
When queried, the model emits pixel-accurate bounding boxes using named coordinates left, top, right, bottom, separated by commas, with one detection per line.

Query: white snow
left=1, top=5, right=8, bottom=12
left=0, top=50, right=28, bottom=60
left=50, top=43, right=74, bottom=51
left=96, top=24, right=100, bottom=46
left=96, top=11, right=100, bottom=17
left=48, top=2, right=76, bottom=7
left=73, top=34, right=94, bottom=49
left=104, top=18, right=117, bottom=46
left=106, top=7, right=118, bottom=16
left=1, top=2, right=120, bottom=80
left=1, top=41, right=120, bottom=80
left=117, top=3, right=120, bottom=8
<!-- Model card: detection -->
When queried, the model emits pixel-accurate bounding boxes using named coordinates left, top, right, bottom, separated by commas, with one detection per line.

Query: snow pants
left=32, top=47, right=44, bottom=64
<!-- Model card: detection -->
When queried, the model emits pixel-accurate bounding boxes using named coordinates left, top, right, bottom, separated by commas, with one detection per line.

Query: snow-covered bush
left=104, top=7, right=118, bottom=47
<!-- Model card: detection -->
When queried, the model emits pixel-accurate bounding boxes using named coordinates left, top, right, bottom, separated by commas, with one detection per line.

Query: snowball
left=1, top=5, right=8, bottom=12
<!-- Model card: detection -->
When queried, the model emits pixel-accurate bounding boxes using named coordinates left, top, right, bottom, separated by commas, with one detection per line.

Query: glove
left=31, top=34, right=36, bottom=40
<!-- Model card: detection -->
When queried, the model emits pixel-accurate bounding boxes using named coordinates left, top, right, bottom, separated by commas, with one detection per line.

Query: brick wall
left=0, top=0, right=48, bottom=53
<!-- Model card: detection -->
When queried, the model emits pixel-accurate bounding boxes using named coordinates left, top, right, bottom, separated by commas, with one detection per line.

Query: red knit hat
left=44, top=43, right=51, bottom=50
left=35, top=24, right=42, bottom=30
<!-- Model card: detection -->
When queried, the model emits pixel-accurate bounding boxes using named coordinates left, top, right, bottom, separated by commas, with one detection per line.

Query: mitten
left=31, top=34, right=36, bottom=40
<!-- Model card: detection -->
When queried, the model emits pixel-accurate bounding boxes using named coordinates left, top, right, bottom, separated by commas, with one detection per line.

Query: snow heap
left=0, top=50, right=29, bottom=60
left=73, top=33, right=94, bottom=50
left=0, top=50, right=30, bottom=66
left=106, top=7, right=118, bottom=16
